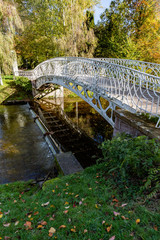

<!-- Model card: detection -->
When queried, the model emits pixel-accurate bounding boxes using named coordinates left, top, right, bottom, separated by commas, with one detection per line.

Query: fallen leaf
left=0, top=214, right=3, bottom=218
left=102, top=221, right=105, bottom=225
left=28, top=215, right=32, bottom=218
left=4, top=237, right=11, bottom=240
left=121, top=203, right=128, bottom=207
left=121, top=216, right=129, bottom=220
left=112, top=199, right=118, bottom=203
left=41, top=221, right=47, bottom=226
left=24, top=221, right=32, bottom=229
left=49, top=217, right=54, bottom=221
left=106, top=224, right=112, bottom=232
left=75, top=195, right=79, bottom=198
left=65, top=206, right=70, bottom=209
left=59, top=225, right=66, bottom=229
left=64, top=210, right=68, bottom=214
left=84, top=229, right=88, bottom=233
left=37, top=225, right=43, bottom=229
left=34, top=211, right=39, bottom=215
left=65, top=202, right=69, bottom=205
left=66, top=183, right=69, bottom=186
left=52, top=190, right=55, bottom=193
left=79, top=201, right=83, bottom=205
left=41, top=201, right=50, bottom=207
left=50, top=205, right=55, bottom=208
left=113, top=211, right=120, bottom=216
left=71, top=228, right=76, bottom=232
left=14, top=200, right=17, bottom=203
left=95, top=204, right=99, bottom=208
left=109, top=236, right=115, bottom=240
left=15, top=221, right=19, bottom=226
left=68, top=218, right=71, bottom=222
left=49, top=227, right=56, bottom=237
left=153, top=226, right=158, bottom=231
left=136, top=219, right=140, bottom=224
left=3, top=223, right=10, bottom=227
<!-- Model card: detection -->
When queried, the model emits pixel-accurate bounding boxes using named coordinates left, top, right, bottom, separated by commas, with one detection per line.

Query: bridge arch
left=33, top=75, right=117, bottom=127
left=18, top=57, right=160, bottom=127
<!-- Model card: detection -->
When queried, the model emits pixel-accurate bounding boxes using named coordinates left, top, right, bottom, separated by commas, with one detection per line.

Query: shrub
left=15, top=76, right=32, bottom=93
left=99, top=134, right=160, bottom=199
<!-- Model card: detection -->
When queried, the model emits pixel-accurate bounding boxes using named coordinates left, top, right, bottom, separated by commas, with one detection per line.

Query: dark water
left=0, top=104, right=54, bottom=184
left=38, top=97, right=113, bottom=143
left=0, top=97, right=113, bottom=183
left=34, top=97, right=113, bottom=168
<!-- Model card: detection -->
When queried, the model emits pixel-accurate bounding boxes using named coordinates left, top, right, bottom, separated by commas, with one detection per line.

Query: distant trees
left=0, top=0, right=23, bottom=74
left=15, top=0, right=99, bottom=69
left=95, top=0, right=160, bottom=63
left=1, top=0, right=159, bottom=73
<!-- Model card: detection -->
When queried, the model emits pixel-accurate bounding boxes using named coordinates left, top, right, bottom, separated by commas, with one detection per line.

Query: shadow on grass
left=0, top=80, right=33, bottom=104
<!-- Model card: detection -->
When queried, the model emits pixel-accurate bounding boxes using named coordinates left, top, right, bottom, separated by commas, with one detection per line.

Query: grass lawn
left=0, top=162, right=159, bottom=240
left=0, top=76, right=32, bottom=104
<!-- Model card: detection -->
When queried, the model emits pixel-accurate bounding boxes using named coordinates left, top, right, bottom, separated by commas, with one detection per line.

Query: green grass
left=0, top=162, right=159, bottom=240
left=0, top=76, right=32, bottom=104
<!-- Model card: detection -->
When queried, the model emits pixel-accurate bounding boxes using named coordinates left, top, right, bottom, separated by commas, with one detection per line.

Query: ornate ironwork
left=18, top=57, right=160, bottom=127
left=95, top=58, right=160, bottom=77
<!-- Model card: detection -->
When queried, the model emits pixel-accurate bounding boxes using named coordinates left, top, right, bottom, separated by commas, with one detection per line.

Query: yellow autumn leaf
left=37, top=225, right=43, bottom=228
left=65, top=202, right=69, bottom=205
left=52, top=190, right=55, bottom=193
left=107, top=224, right=112, bottom=232
left=75, top=195, right=79, bottom=198
left=136, top=219, right=140, bottom=224
left=95, top=204, right=99, bottom=208
left=0, top=214, right=3, bottom=218
left=71, top=228, right=76, bottom=232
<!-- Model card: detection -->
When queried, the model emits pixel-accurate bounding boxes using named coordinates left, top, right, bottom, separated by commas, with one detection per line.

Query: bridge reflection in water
left=33, top=97, right=113, bottom=168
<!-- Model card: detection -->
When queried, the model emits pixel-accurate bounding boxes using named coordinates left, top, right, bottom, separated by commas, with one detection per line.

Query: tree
left=0, top=0, right=23, bottom=74
left=95, top=0, right=160, bottom=63
left=15, top=0, right=99, bottom=69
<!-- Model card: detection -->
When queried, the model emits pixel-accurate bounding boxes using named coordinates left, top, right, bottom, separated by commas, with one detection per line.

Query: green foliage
left=15, top=76, right=32, bottom=93
left=0, top=1, right=23, bottom=74
left=99, top=134, right=160, bottom=199
left=138, top=112, right=159, bottom=125
left=95, top=0, right=160, bottom=63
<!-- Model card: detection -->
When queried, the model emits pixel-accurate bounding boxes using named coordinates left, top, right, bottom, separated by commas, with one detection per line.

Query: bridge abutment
left=113, top=109, right=160, bottom=141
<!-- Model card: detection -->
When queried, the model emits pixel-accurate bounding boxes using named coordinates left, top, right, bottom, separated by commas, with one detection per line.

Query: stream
left=0, top=97, right=113, bottom=183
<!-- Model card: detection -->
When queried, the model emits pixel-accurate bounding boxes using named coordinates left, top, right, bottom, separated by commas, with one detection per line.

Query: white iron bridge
left=17, top=57, right=160, bottom=128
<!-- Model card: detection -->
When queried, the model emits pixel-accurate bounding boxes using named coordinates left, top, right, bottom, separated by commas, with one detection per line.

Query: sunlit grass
left=0, top=162, right=159, bottom=240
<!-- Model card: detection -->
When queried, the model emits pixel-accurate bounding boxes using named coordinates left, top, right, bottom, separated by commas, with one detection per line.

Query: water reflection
left=39, top=97, right=113, bottom=143
left=0, top=104, right=54, bottom=184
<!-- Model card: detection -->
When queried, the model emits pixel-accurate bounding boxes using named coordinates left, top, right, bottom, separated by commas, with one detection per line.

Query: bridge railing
left=94, top=58, right=160, bottom=77
left=17, top=57, right=160, bottom=127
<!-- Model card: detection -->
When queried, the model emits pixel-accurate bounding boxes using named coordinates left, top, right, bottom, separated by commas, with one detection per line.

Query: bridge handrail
left=94, top=58, right=160, bottom=77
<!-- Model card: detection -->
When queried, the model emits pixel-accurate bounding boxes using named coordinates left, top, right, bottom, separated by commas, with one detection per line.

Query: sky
left=94, top=0, right=112, bottom=23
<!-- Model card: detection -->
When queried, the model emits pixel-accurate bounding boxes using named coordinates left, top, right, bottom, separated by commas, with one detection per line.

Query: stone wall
left=113, top=109, right=160, bottom=142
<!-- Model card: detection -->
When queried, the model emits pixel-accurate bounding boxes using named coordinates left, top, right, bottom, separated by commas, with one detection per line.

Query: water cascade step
left=33, top=102, right=102, bottom=168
